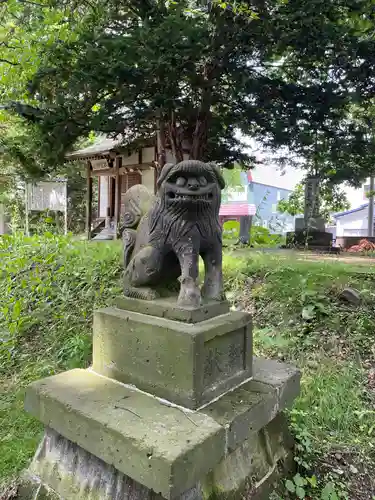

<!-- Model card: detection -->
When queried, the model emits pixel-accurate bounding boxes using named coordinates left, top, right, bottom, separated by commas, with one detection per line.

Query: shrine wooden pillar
left=114, top=156, right=122, bottom=239
left=85, top=161, right=93, bottom=240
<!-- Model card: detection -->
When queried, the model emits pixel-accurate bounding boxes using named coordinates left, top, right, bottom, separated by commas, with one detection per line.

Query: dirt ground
left=317, top=452, right=375, bottom=500
left=296, top=252, right=375, bottom=265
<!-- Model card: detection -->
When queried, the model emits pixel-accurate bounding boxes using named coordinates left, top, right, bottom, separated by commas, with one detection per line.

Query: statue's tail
left=120, top=184, right=155, bottom=268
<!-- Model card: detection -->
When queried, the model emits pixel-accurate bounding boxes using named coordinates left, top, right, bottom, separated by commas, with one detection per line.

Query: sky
left=241, top=136, right=368, bottom=209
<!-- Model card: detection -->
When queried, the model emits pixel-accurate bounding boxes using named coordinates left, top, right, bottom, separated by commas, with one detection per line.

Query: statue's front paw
left=178, top=290, right=201, bottom=308
left=178, top=277, right=201, bottom=308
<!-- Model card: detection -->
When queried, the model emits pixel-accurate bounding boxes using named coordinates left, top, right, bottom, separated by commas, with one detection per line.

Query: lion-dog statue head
left=156, top=160, right=225, bottom=220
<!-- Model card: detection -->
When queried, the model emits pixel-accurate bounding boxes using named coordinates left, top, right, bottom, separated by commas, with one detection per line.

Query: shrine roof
left=66, top=136, right=123, bottom=160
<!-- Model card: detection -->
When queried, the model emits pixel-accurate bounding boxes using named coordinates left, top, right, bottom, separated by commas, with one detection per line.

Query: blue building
left=249, top=180, right=296, bottom=233
left=220, top=165, right=301, bottom=233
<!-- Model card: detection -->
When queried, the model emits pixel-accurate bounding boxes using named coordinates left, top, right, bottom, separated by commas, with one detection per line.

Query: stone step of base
left=24, top=358, right=300, bottom=499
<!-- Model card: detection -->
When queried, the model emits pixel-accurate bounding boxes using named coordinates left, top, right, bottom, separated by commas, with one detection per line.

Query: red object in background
left=247, top=170, right=253, bottom=183
left=347, top=239, right=375, bottom=252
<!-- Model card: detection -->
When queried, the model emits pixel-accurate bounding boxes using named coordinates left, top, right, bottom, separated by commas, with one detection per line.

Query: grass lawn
left=1, top=234, right=375, bottom=499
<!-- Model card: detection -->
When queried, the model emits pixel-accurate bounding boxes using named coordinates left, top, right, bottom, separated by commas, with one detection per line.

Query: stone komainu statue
left=121, top=160, right=226, bottom=308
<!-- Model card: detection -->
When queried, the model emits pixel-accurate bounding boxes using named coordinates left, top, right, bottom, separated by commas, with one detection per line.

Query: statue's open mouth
left=167, top=191, right=213, bottom=203
left=164, top=174, right=216, bottom=204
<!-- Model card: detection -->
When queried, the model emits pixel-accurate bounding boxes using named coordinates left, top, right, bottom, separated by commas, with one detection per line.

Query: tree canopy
left=1, top=0, right=375, bottom=180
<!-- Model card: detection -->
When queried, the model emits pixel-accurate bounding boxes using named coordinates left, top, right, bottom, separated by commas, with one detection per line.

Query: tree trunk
left=239, top=216, right=253, bottom=245
left=169, top=111, right=184, bottom=163
left=190, top=87, right=211, bottom=160
left=156, top=115, right=166, bottom=170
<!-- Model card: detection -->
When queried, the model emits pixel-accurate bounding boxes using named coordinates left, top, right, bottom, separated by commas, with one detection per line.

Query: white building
left=334, top=204, right=371, bottom=237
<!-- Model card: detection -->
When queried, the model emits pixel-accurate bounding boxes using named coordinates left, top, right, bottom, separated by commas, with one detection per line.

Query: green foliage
left=223, top=222, right=283, bottom=247
left=0, top=1, right=81, bottom=101
left=1, top=0, right=259, bottom=170
left=278, top=181, right=350, bottom=221
left=0, top=234, right=123, bottom=481
left=236, top=255, right=375, bottom=499
left=251, top=225, right=283, bottom=247
left=0, top=114, right=59, bottom=177
left=0, top=234, right=122, bottom=374
left=2, top=0, right=375, bottom=181
left=222, top=220, right=240, bottom=239
left=0, top=0, right=88, bottom=176
left=221, top=167, right=246, bottom=203
left=285, top=473, right=317, bottom=499
left=278, top=184, right=305, bottom=217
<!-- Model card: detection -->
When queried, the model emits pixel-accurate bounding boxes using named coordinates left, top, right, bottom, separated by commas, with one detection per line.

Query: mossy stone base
left=24, top=369, right=224, bottom=499
left=17, top=413, right=294, bottom=500
left=23, top=358, right=300, bottom=499
left=115, top=296, right=230, bottom=323
left=93, top=306, right=252, bottom=409
left=202, top=413, right=295, bottom=499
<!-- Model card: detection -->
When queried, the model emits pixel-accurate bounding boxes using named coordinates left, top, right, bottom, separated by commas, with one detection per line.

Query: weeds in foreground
left=226, top=254, right=375, bottom=499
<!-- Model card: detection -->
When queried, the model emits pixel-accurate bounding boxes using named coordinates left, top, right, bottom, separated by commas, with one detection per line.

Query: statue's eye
left=199, top=176, right=208, bottom=186
left=176, top=177, right=186, bottom=187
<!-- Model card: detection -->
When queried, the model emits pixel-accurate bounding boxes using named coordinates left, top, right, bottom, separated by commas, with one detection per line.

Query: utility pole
left=368, top=176, right=374, bottom=237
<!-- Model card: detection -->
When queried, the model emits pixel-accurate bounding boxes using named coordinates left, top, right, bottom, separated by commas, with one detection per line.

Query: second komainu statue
left=121, top=160, right=226, bottom=308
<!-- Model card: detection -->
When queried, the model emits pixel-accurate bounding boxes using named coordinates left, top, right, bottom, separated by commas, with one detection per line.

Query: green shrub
left=222, top=220, right=240, bottom=239
left=0, top=233, right=122, bottom=375
left=251, top=225, right=283, bottom=246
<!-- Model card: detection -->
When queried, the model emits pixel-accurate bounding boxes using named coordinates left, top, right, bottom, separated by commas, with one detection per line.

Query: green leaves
left=302, top=304, right=316, bottom=320
left=285, top=471, right=324, bottom=498
left=2, top=0, right=375, bottom=180
left=285, top=479, right=296, bottom=493
left=277, top=180, right=349, bottom=222
left=321, top=482, right=340, bottom=500
left=0, top=233, right=122, bottom=374
left=285, top=473, right=315, bottom=498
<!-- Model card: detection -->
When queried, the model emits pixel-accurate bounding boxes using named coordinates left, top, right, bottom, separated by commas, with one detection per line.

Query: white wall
left=336, top=208, right=368, bottom=236
left=122, top=151, right=139, bottom=165
left=143, top=147, right=155, bottom=163
left=99, top=176, right=108, bottom=218
left=142, top=168, right=155, bottom=193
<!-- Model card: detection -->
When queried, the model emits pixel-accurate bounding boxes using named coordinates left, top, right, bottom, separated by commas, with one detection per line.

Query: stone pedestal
left=94, top=298, right=252, bottom=409
left=295, top=216, right=325, bottom=232
left=22, top=298, right=300, bottom=500
left=288, top=216, right=333, bottom=250
left=286, top=229, right=333, bottom=248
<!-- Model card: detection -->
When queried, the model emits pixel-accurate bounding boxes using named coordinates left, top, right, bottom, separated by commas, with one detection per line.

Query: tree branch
left=14, top=0, right=46, bottom=6
left=0, top=41, right=19, bottom=49
left=0, top=58, right=19, bottom=66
